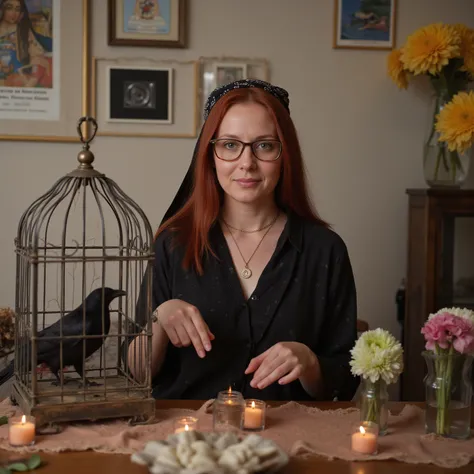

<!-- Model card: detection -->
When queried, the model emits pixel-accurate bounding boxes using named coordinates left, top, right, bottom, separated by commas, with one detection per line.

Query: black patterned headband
left=203, top=79, right=290, bottom=120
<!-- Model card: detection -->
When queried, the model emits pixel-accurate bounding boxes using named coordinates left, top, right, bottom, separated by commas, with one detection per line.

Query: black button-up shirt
left=148, top=212, right=358, bottom=401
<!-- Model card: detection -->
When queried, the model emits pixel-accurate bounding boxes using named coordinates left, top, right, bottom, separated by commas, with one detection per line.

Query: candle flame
left=21, top=415, right=26, bottom=424
left=359, top=426, right=366, bottom=435
left=251, top=401, right=256, bottom=409
left=228, top=386, right=232, bottom=394
left=184, top=424, right=189, bottom=432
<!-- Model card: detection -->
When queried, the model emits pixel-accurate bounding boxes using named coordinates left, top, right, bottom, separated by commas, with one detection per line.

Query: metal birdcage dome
left=12, top=117, right=155, bottom=428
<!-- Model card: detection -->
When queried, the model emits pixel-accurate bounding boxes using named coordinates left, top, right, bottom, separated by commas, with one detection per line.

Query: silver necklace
left=222, top=212, right=279, bottom=279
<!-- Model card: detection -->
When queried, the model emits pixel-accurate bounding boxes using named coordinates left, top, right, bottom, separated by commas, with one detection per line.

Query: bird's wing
left=35, top=309, right=90, bottom=360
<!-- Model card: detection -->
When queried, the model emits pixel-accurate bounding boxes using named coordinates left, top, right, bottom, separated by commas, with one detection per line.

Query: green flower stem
left=362, top=380, right=380, bottom=424
left=435, top=346, right=454, bottom=436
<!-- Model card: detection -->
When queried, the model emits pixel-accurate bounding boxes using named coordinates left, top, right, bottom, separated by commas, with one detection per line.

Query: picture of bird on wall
left=334, top=0, right=396, bottom=50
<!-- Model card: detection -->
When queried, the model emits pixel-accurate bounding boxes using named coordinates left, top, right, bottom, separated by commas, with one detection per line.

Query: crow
left=0, top=287, right=126, bottom=387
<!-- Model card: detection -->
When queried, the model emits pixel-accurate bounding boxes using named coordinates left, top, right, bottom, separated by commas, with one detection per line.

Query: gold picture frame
left=0, top=0, right=91, bottom=142
left=333, top=0, right=397, bottom=50
left=91, top=57, right=199, bottom=138
left=108, top=0, right=187, bottom=48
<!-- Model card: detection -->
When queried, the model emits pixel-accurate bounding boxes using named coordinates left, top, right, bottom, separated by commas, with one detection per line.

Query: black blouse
left=143, top=212, right=358, bottom=401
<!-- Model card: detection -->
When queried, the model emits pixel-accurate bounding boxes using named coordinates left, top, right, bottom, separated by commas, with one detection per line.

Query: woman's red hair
left=156, top=87, right=328, bottom=274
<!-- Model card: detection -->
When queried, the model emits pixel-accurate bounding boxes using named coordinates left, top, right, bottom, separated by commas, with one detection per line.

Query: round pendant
left=241, top=267, right=252, bottom=279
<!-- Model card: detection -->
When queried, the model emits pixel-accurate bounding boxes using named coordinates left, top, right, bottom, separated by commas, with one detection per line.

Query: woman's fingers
left=182, top=316, right=206, bottom=358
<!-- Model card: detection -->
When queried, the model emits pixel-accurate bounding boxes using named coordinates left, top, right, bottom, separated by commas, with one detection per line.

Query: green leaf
left=26, top=455, right=41, bottom=471
left=5, top=464, right=27, bottom=472
left=0, top=416, right=8, bottom=426
left=0, top=467, right=11, bottom=474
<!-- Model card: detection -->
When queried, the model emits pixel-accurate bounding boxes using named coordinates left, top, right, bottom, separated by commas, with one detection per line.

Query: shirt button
left=250, top=295, right=258, bottom=301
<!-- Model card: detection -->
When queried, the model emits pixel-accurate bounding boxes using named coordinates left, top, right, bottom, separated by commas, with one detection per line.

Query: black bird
left=0, top=287, right=126, bottom=387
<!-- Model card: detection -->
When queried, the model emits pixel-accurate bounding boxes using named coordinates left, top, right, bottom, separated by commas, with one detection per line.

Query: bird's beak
left=113, top=289, right=127, bottom=298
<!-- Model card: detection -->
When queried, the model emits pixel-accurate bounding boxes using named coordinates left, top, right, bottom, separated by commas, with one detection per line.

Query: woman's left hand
left=245, top=342, right=317, bottom=389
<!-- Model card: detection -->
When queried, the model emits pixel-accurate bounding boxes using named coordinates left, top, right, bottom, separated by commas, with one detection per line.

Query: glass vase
left=423, top=351, right=473, bottom=439
left=356, top=378, right=389, bottom=436
left=423, top=90, right=471, bottom=188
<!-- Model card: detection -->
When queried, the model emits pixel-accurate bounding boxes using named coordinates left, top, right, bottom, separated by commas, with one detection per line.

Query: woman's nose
left=239, top=145, right=257, bottom=169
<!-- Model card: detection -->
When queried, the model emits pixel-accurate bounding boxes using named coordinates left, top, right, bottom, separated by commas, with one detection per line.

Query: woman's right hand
left=155, top=299, right=214, bottom=358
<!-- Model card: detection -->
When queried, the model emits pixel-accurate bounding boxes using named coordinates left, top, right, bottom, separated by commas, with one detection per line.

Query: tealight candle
left=9, top=415, right=36, bottom=447
left=243, top=399, right=266, bottom=431
left=173, top=416, right=198, bottom=433
left=351, top=421, right=378, bottom=455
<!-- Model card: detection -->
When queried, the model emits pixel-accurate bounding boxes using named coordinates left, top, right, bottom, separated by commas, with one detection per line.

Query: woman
left=0, top=0, right=52, bottom=85
left=128, top=79, right=358, bottom=401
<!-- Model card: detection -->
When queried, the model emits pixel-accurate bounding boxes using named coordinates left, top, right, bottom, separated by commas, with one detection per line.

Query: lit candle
left=351, top=424, right=378, bottom=455
left=9, top=415, right=36, bottom=447
left=243, top=399, right=266, bottom=431
left=173, top=416, right=198, bottom=434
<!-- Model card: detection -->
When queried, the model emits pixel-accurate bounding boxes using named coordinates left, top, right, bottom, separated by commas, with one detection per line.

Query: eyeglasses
left=210, top=138, right=282, bottom=162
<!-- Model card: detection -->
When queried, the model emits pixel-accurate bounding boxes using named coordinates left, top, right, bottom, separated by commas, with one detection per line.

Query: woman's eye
left=223, top=141, right=238, bottom=149
left=256, top=142, right=273, bottom=150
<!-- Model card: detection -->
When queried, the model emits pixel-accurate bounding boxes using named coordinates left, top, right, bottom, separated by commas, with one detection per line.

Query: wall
left=1, top=0, right=474, bottom=344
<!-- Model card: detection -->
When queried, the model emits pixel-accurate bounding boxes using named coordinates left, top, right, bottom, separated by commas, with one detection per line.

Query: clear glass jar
left=357, top=379, right=389, bottom=436
left=423, top=351, right=473, bottom=439
left=423, top=89, right=471, bottom=188
left=212, top=390, right=245, bottom=432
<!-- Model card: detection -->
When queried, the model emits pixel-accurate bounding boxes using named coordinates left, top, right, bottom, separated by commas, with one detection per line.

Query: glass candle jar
left=212, top=390, right=245, bottom=432
left=351, top=421, right=379, bottom=455
left=9, top=415, right=36, bottom=447
left=173, top=416, right=198, bottom=433
left=243, top=399, right=266, bottom=431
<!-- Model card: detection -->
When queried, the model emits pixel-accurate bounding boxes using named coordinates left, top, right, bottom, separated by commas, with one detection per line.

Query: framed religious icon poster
left=333, top=0, right=396, bottom=50
left=108, top=0, right=186, bottom=48
left=0, top=0, right=91, bottom=142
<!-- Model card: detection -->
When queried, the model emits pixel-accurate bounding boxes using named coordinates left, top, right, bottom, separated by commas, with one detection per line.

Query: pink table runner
left=1, top=399, right=474, bottom=468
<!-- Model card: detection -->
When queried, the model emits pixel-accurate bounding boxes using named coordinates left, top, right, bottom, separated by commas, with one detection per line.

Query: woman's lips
left=234, top=178, right=261, bottom=187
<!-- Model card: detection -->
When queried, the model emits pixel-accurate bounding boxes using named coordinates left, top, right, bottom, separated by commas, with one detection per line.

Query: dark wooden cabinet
left=402, top=189, right=474, bottom=401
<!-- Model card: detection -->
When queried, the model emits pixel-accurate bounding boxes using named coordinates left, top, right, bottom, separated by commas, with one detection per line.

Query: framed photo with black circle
left=108, top=0, right=187, bottom=48
left=91, top=57, right=199, bottom=138
left=106, top=66, right=172, bottom=124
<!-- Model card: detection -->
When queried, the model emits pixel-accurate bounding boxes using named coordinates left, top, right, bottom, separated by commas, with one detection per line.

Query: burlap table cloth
left=1, top=399, right=474, bottom=468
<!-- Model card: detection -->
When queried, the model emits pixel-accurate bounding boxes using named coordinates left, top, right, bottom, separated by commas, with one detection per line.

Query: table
left=1, top=400, right=473, bottom=473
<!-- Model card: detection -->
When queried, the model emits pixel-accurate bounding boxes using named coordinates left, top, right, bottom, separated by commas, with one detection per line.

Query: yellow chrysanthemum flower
left=453, top=24, right=474, bottom=77
left=436, top=91, right=474, bottom=154
left=401, top=23, right=461, bottom=75
left=387, top=48, right=408, bottom=89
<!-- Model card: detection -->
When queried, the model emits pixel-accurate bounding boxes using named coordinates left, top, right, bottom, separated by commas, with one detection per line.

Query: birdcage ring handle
left=76, top=116, right=98, bottom=145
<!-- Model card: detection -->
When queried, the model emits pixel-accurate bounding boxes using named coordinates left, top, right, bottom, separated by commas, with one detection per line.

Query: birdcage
left=11, top=117, right=155, bottom=429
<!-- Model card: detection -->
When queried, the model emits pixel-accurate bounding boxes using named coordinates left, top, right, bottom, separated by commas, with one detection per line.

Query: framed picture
left=106, top=66, right=173, bottom=124
left=199, top=56, right=270, bottom=126
left=214, top=63, right=248, bottom=88
left=92, top=57, right=199, bottom=138
left=0, top=0, right=91, bottom=142
left=108, top=0, right=187, bottom=48
left=333, top=0, right=396, bottom=50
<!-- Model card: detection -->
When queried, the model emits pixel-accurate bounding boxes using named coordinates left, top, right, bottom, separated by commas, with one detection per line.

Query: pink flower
left=421, top=312, right=474, bottom=354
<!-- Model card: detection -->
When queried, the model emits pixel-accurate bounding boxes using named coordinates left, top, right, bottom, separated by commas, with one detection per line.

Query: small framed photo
left=92, top=57, right=199, bottom=138
left=214, top=63, right=248, bottom=88
left=333, top=0, right=396, bottom=50
left=108, top=0, right=187, bottom=48
left=106, top=66, right=172, bottom=124
left=199, top=57, right=270, bottom=126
